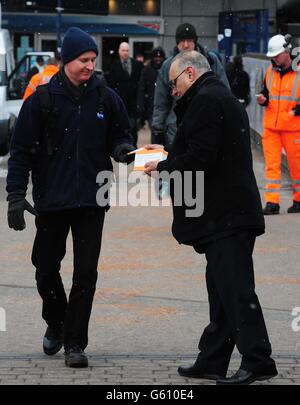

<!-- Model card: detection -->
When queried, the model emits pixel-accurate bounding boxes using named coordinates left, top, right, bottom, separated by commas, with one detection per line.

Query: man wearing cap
left=6, top=27, right=135, bottom=368
left=137, top=47, right=166, bottom=142
left=257, top=34, right=300, bottom=215
left=152, top=23, right=229, bottom=146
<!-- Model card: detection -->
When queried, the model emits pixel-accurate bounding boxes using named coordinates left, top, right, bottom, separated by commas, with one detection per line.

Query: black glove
left=151, top=128, right=165, bottom=145
left=7, top=191, right=38, bottom=231
left=113, top=144, right=136, bottom=164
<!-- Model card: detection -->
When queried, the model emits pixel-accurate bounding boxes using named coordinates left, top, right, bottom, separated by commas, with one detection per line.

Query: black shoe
left=263, top=202, right=280, bottom=215
left=43, top=325, right=63, bottom=356
left=178, top=363, right=224, bottom=380
left=287, top=201, right=300, bottom=213
left=65, top=346, right=88, bottom=368
left=216, top=367, right=278, bottom=385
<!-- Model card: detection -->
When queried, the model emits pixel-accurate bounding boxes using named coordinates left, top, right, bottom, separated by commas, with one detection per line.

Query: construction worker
left=23, top=57, right=60, bottom=101
left=257, top=34, right=300, bottom=215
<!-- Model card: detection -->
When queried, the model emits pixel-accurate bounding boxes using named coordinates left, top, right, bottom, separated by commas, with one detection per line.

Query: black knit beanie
left=152, top=47, right=166, bottom=58
left=175, top=23, right=198, bottom=44
left=61, top=27, right=98, bottom=65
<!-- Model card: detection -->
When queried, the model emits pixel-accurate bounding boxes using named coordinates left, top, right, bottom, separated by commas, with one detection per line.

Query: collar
left=176, top=71, right=215, bottom=108
left=271, top=60, right=294, bottom=76
left=54, top=68, right=101, bottom=100
left=174, top=71, right=216, bottom=122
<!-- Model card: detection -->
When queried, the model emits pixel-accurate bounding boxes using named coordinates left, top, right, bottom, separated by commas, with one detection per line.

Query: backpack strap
left=36, top=84, right=58, bottom=156
left=96, top=80, right=112, bottom=121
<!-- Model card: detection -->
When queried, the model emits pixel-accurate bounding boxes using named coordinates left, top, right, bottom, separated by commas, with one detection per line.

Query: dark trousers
left=194, top=231, right=275, bottom=375
left=31, top=208, right=105, bottom=351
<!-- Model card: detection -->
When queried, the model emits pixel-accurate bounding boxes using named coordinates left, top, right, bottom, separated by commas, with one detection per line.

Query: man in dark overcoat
left=144, top=50, right=277, bottom=385
left=106, top=42, right=144, bottom=147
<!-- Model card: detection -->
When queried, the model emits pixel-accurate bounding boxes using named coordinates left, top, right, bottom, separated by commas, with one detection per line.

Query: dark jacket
left=106, top=57, right=144, bottom=118
left=227, top=69, right=251, bottom=106
left=157, top=72, right=265, bottom=246
left=6, top=72, right=132, bottom=212
left=137, top=61, right=160, bottom=120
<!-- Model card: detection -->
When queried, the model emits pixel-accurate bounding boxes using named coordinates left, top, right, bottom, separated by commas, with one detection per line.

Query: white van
left=0, top=28, right=54, bottom=155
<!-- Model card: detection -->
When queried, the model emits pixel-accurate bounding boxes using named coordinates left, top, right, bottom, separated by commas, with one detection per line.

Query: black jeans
left=32, top=207, right=105, bottom=351
left=194, top=231, right=276, bottom=375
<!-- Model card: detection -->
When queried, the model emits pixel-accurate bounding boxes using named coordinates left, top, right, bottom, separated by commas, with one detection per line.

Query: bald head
left=119, top=42, right=130, bottom=61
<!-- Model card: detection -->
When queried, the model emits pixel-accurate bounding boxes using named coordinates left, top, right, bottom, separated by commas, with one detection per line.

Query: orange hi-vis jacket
left=23, top=65, right=59, bottom=101
left=264, top=64, right=300, bottom=132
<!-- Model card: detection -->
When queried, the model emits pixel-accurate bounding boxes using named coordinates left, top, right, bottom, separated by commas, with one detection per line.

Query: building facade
left=0, top=0, right=293, bottom=69
left=162, top=0, right=277, bottom=58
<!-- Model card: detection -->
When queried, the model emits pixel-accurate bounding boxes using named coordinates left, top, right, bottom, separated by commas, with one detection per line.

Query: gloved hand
left=151, top=128, right=165, bottom=145
left=7, top=191, right=38, bottom=231
left=113, top=144, right=136, bottom=164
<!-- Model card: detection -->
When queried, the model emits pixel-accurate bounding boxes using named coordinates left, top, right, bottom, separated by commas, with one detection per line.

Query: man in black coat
left=144, top=51, right=277, bottom=385
left=137, top=47, right=166, bottom=140
left=6, top=27, right=135, bottom=368
left=106, top=42, right=144, bottom=147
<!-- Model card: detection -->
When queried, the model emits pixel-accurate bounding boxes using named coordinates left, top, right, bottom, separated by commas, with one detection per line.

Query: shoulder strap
left=36, top=84, right=52, bottom=117
left=36, top=84, right=57, bottom=156
left=96, top=81, right=112, bottom=120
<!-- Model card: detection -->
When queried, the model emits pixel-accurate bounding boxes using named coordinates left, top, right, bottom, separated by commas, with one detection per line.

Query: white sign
left=224, top=28, right=232, bottom=38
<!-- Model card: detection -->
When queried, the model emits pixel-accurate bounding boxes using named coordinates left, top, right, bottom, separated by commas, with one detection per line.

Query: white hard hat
left=266, top=35, right=289, bottom=58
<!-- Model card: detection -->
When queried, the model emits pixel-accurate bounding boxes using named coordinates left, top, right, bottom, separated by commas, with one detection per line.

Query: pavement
left=0, top=126, right=300, bottom=386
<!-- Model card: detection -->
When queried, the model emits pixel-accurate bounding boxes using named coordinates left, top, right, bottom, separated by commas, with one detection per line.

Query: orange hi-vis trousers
left=262, top=128, right=300, bottom=204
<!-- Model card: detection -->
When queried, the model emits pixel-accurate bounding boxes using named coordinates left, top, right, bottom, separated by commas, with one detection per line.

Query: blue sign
left=218, top=9, right=269, bottom=61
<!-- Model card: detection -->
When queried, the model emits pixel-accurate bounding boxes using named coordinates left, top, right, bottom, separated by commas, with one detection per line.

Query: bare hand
left=144, top=160, right=160, bottom=176
left=256, top=94, right=267, bottom=105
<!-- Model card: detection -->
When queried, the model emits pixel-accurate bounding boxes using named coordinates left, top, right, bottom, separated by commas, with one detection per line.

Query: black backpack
left=35, top=81, right=111, bottom=156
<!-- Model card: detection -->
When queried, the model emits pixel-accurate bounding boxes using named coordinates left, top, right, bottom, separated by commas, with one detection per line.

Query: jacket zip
left=275, top=76, right=282, bottom=129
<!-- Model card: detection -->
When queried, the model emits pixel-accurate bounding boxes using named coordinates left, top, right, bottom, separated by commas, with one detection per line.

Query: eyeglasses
left=169, top=69, right=186, bottom=89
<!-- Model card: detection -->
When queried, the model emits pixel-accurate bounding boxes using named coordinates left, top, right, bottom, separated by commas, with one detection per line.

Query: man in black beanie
left=6, top=27, right=135, bottom=368
left=152, top=22, right=229, bottom=146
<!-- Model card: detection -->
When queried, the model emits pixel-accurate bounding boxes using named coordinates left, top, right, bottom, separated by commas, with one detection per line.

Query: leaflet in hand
left=128, top=148, right=168, bottom=171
